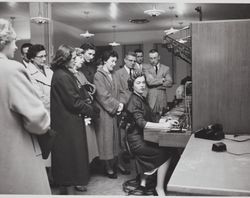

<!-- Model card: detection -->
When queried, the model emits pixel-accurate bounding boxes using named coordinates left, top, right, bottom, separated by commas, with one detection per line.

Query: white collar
left=0, top=53, right=7, bottom=59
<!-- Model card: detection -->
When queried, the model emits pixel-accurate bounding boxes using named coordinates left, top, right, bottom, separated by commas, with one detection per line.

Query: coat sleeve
left=127, top=99, right=147, bottom=129
left=8, top=66, right=50, bottom=135
left=94, top=73, right=120, bottom=115
left=52, top=73, right=95, bottom=117
left=144, top=69, right=163, bottom=87
left=114, top=71, right=129, bottom=105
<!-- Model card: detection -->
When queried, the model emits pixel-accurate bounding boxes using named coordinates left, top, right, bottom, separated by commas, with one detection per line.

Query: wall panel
left=192, top=19, right=250, bottom=134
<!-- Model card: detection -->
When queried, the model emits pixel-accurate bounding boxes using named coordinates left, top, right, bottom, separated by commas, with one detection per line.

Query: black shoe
left=105, top=171, right=118, bottom=179
left=74, top=185, right=87, bottom=192
left=118, top=166, right=131, bottom=175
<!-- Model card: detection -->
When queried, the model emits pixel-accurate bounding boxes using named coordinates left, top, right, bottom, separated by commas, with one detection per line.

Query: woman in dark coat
left=50, top=45, right=99, bottom=194
left=125, top=71, right=178, bottom=196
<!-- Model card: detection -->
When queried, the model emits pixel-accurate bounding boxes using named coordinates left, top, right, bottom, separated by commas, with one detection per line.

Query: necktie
left=154, top=66, right=158, bottom=74
left=129, top=68, right=133, bottom=77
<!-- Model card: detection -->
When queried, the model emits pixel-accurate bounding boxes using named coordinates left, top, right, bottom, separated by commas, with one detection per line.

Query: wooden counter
left=144, top=128, right=191, bottom=148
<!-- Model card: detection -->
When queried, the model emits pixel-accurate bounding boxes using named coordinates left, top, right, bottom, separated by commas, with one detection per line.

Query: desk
left=167, top=135, right=250, bottom=196
left=144, top=128, right=191, bottom=147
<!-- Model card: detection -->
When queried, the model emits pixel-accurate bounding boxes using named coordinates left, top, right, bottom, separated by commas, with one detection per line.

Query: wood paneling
left=192, top=19, right=250, bottom=134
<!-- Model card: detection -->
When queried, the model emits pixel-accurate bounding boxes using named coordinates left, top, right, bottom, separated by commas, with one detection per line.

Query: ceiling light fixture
left=109, top=25, right=120, bottom=46
left=144, top=4, right=165, bottom=17
left=80, top=11, right=95, bottom=38
left=129, top=18, right=149, bottom=24
left=164, top=6, right=178, bottom=35
left=178, top=36, right=191, bottom=44
left=30, top=2, right=50, bottom=24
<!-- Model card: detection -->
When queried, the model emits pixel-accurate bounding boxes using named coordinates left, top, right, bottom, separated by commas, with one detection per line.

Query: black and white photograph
left=0, top=0, right=250, bottom=197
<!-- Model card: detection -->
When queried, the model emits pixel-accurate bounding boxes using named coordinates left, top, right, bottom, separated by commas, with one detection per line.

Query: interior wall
left=192, top=19, right=250, bottom=134
left=53, top=22, right=191, bottom=102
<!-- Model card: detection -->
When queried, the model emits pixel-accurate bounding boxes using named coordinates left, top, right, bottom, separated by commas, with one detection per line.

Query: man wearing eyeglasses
left=115, top=51, right=137, bottom=105
left=113, top=51, right=139, bottom=175
left=26, top=44, right=54, bottom=185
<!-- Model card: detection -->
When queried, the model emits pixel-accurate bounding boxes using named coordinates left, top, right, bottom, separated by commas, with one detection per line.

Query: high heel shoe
left=74, top=185, right=87, bottom=192
left=105, top=171, right=117, bottom=179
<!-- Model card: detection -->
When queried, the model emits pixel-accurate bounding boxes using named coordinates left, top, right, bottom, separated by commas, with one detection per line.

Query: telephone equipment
left=194, top=123, right=225, bottom=140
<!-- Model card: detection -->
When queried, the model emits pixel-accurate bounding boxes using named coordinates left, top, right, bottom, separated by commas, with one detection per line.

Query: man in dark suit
left=134, top=49, right=144, bottom=72
left=20, top=43, right=32, bottom=68
left=79, top=43, right=96, bottom=83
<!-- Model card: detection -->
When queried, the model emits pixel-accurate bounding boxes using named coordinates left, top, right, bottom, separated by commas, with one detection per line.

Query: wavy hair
left=26, top=44, right=45, bottom=60
left=0, top=19, right=16, bottom=51
left=127, top=70, right=145, bottom=92
left=51, top=45, right=74, bottom=71
left=101, top=50, right=118, bottom=64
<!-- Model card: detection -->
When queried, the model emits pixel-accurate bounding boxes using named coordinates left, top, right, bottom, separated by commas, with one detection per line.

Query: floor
left=51, top=158, right=137, bottom=196
left=51, top=154, right=180, bottom=196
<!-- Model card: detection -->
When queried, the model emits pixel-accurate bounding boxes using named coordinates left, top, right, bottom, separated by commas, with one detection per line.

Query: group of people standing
left=0, top=18, right=179, bottom=196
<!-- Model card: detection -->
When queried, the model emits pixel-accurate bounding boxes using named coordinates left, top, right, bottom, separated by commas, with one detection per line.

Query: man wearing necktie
left=115, top=51, right=137, bottom=105
left=134, top=49, right=145, bottom=73
left=114, top=51, right=138, bottom=175
left=144, top=49, right=173, bottom=119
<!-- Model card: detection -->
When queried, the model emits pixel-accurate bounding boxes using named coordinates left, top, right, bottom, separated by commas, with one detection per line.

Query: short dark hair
left=125, top=51, right=136, bottom=59
left=127, top=70, right=144, bottom=92
left=80, top=43, right=96, bottom=53
left=26, top=44, right=45, bottom=60
left=134, top=49, right=143, bottom=54
left=51, top=44, right=74, bottom=71
left=21, top=43, right=32, bottom=55
left=149, top=49, right=159, bottom=54
left=101, top=50, right=118, bottom=63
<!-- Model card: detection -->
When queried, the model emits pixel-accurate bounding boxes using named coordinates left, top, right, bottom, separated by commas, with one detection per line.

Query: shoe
left=105, top=171, right=118, bottom=179
left=118, top=166, right=131, bottom=175
left=153, top=189, right=158, bottom=196
left=74, top=185, right=87, bottom=192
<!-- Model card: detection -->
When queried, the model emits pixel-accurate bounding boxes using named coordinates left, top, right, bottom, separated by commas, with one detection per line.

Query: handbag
left=37, top=129, right=57, bottom=159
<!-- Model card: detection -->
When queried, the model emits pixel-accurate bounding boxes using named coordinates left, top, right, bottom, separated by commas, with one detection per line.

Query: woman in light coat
left=0, top=18, right=51, bottom=194
left=26, top=44, right=53, bottom=113
left=94, top=50, right=124, bottom=178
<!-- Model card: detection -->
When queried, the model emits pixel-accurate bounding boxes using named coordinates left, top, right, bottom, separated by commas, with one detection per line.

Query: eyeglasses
left=36, top=54, right=47, bottom=58
left=127, top=59, right=136, bottom=62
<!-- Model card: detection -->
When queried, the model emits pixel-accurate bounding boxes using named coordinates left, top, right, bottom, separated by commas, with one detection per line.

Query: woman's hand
left=162, top=119, right=179, bottom=131
left=117, top=103, right=124, bottom=115
left=84, top=117, right=92, bottom=126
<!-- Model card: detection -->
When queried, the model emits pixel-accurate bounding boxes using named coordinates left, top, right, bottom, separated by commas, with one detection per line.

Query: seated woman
left=125, top=71, right=178, bottom=196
